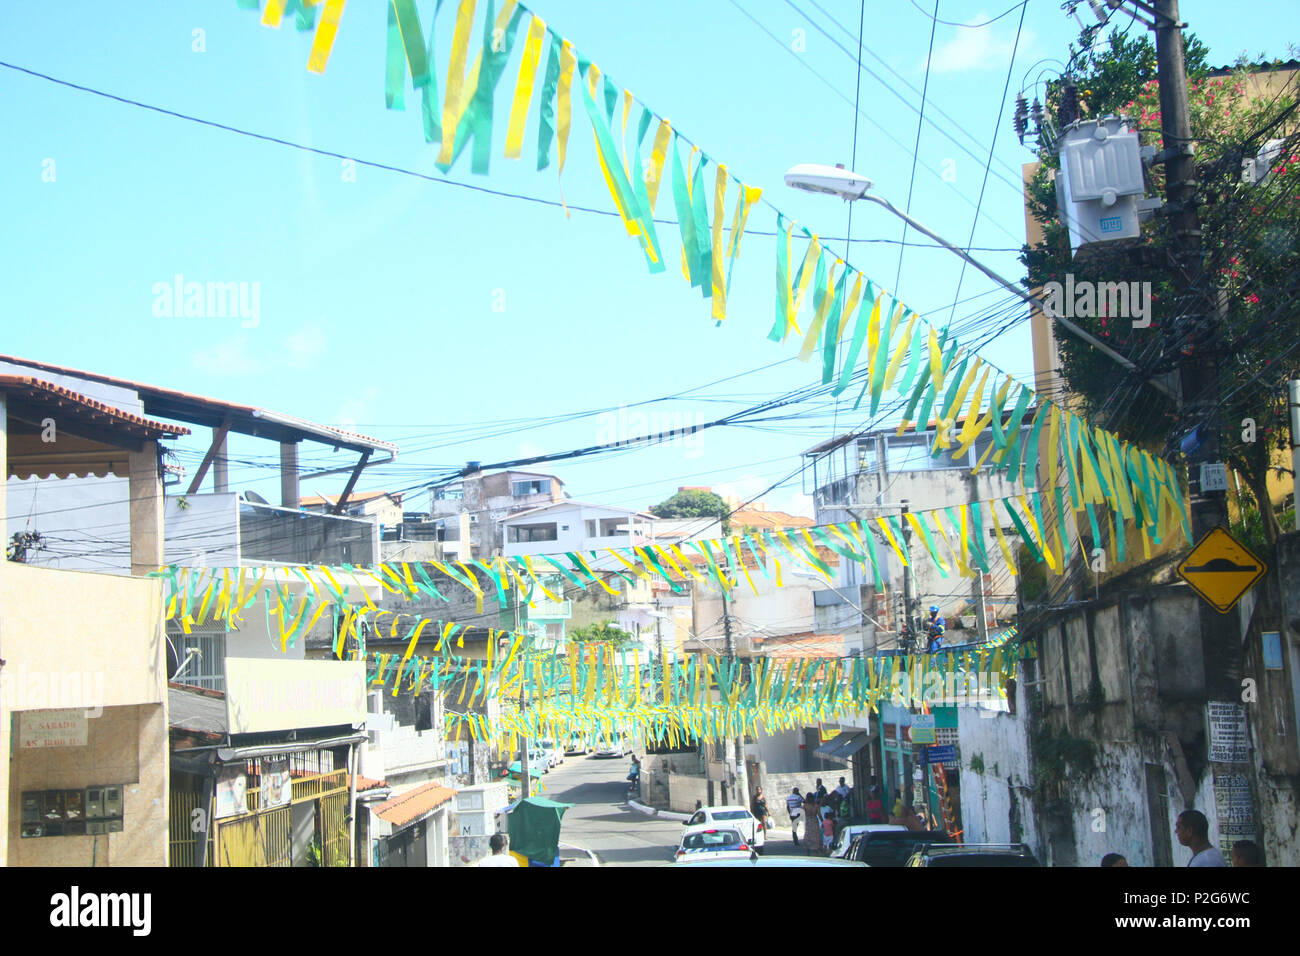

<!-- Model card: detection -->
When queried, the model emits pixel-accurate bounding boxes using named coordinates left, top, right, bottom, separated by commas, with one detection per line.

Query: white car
left=682, top=805, right=765, bottom=850
left=539, top=738, right=564, bottom=767
left=673, top=825, right=755, bottom=863
left=829, top=823, right=906, bottom=859
left=593, top=736, right=629, bottom=758
left=563, top=733, right=588, bottom=756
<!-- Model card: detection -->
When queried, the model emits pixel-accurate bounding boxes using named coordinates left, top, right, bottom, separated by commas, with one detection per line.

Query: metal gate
left=215, top=805, right=293, bottom=867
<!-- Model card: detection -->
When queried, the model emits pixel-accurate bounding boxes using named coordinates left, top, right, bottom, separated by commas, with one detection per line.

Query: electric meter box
left=1055, top=116, right=1145, bottom=256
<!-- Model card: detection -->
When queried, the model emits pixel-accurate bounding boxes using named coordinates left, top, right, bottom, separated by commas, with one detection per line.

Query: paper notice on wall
left=1212, top=771, right=1256, bottom=852
left=1206, top=701, right=1248, bottom=763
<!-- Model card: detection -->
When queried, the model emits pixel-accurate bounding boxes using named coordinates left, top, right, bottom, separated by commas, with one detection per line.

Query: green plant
left=969, top=752, right=986, bottom=775
left=1031, top=724, right=1098, bottom=798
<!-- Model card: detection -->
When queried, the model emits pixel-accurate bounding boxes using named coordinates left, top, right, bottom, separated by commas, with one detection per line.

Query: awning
left=814, top=731, right=856, bottom=758
left=815, top=731, right=872, bottom=761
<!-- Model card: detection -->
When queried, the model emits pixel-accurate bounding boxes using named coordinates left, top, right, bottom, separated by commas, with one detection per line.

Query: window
left=169, top=624, right=226, bottom=691
left=434, top=484, right=464, bottom=501
left=509, top=523, right=558, bottom=543
left=512, top=479, right=551, bottom=497
left=585, top=519, right=597, bottom=537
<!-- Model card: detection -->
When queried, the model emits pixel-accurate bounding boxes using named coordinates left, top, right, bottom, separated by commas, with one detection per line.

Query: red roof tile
left=370, top=781, right=457, bottom=827
left=0, top=375, right=191, bottom=440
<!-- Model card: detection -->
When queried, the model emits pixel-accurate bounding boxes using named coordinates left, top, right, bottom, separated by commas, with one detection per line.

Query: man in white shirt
left=834, top=777, right=851, bottom=800
left=478, top=832, right=520, bottom=867
left=1175, top=810, right=1227, bottom=867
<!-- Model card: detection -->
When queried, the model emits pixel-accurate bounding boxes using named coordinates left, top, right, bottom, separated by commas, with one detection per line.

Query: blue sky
left=3, top=1, right=1296, bottom=517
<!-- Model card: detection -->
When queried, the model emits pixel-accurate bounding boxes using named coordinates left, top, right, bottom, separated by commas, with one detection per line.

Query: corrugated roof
left=370, top=780, right=457, bottom=827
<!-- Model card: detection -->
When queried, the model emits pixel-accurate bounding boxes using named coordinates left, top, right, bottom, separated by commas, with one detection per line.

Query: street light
left=783, top=163, right=1177, bottom=400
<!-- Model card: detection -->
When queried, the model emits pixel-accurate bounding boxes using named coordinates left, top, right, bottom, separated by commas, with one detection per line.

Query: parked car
left=520, top=747, right=550, bottom=772
left=829, top=823, right=905, bottom=859
left=683, top=805, right=766, bottom=851
left=845, top=828, right=952, bottom=867
left=592, top=736, right=629, bottom=758
left=906, top=843, right=1040, bottom=867
left=539, top=738, right=564, bottom=767
left=670, top=854, right=867, bottom=868
left=563, top=733, right=588, bottom=756
left=673, top=826, right=754, bottom=863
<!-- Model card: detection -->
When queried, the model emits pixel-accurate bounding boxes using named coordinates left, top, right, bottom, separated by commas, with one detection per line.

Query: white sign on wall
left=1206, top=702, right=1249, bottom=764
left=225, top=658, right=366, bottom=735
left=20, top=709, right=88, bottom=749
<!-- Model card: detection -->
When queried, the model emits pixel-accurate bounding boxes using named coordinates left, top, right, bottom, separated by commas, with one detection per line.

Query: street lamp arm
left=858, top=194, right=1177, bottom=401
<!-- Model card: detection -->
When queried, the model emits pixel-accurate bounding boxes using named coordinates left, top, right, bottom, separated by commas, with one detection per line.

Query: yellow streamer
left=504, top=14, right=546, bottom=159
left=306, top=0, right=346, bottom=74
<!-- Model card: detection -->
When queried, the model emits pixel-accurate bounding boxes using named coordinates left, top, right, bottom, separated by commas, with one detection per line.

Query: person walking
left=752, top=787, right=771, bottom=832
left=802, top=788, right=820, bottom=850
left=478, top=832, right=519, bottom=867
left=626, top=754, right=642, bottom=798
left=785, top=787, right=804, bottom=844
left=865, top=777, right=885, bottom=824
left=1175, top=810, right=1228, bottom=867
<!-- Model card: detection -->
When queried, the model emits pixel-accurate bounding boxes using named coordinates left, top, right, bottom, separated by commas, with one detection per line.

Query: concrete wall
left=957, top=698, right=1038, bottom=852
left=7, top=703, right=167, bottom=866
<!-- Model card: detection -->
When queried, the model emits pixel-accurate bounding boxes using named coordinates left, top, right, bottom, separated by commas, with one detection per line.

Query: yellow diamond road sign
left=1177, top=526, right=1267, bottom=614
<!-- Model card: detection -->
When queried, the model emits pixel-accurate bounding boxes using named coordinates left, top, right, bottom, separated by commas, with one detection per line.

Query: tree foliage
left=649, top=489, right=731, bottom=532
left=568, top=620, right=633, bottom=646
left=1024, top=28, right=1300, bottom=546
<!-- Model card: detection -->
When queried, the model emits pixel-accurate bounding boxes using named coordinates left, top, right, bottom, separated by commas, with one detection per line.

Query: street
left=541, top=756, right=684, bottom=867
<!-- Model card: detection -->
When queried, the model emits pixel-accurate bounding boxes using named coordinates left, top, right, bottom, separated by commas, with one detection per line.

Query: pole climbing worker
left=925, top=605, right=946, bottom=653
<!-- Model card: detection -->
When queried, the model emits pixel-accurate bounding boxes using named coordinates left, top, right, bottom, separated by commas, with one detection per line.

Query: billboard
left=225, top=658, right=366, bottom=735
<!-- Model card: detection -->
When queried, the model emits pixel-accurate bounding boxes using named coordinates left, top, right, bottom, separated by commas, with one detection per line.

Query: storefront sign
left=926, top=745, right=958, bottom=765
left=910, top=715, right=936, bottom=745
left=225, top=658, right=366, bottom=735
left=1206, top=702, right=1249, bottom=763
left=20, top=710, right=88, bottom=749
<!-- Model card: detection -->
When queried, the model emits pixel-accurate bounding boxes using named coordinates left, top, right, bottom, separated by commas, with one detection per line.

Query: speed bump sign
left=1177, top=526, right=1267, bottom=613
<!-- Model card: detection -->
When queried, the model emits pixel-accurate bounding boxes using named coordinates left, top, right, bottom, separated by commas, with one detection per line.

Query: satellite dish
left=243, top=491, right=270, bottom=505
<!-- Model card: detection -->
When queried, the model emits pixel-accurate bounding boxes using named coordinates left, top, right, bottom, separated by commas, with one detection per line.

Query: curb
left=558, top=841, right=601, bottom=866
left=627, top=798, right=692, bottom=822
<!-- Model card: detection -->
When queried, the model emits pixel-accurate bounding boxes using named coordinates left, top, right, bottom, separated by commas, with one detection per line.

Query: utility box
left=453, top=781, right=509, bottom=837
left=1055, top=116, right=1146, bottom=256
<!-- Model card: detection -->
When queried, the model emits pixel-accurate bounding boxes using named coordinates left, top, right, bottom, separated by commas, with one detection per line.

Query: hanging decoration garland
left=236, top=0, right=1190, bottom=563
left=155, top=559, right=1031, bottom=748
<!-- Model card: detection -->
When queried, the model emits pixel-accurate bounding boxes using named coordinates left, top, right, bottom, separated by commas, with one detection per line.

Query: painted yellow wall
left=1, top=565, right=168, bottom=866
left=1, top=565, right=167, bottom=708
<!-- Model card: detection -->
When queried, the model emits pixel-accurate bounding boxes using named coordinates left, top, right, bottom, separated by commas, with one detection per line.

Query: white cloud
left=924, top=16, right=1034, bottom=74
left=284, top=322, right=327, bottom=369
left=189, top=335, right=263, bottom=375
left=336, top=387, right=379, bottom=430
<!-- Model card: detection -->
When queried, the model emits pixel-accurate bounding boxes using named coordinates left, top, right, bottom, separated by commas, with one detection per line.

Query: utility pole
left=900, top=500, right=917, bottom=654
left=973, top=572, right=989, bottom=643
left=720, top=582, right=749, bottom=808
left=1289, top=380, right=1300, bottom=532
left=1155, top=0, right=1238, bottom=711
left=514, top=600, right=531, bottom=800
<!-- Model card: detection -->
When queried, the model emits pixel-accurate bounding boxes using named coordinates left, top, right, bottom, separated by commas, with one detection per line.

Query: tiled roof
left=754, top=632, right=845, bottom=659
left=0, top=375, right=192, bottom=440
left=370, top=780, right=457, bottom=827
left=348, top=774, right=389, bottom=794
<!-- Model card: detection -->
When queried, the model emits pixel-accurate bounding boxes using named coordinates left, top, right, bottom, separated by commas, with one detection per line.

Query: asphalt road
left=538, top=752, right=684, bottom=867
